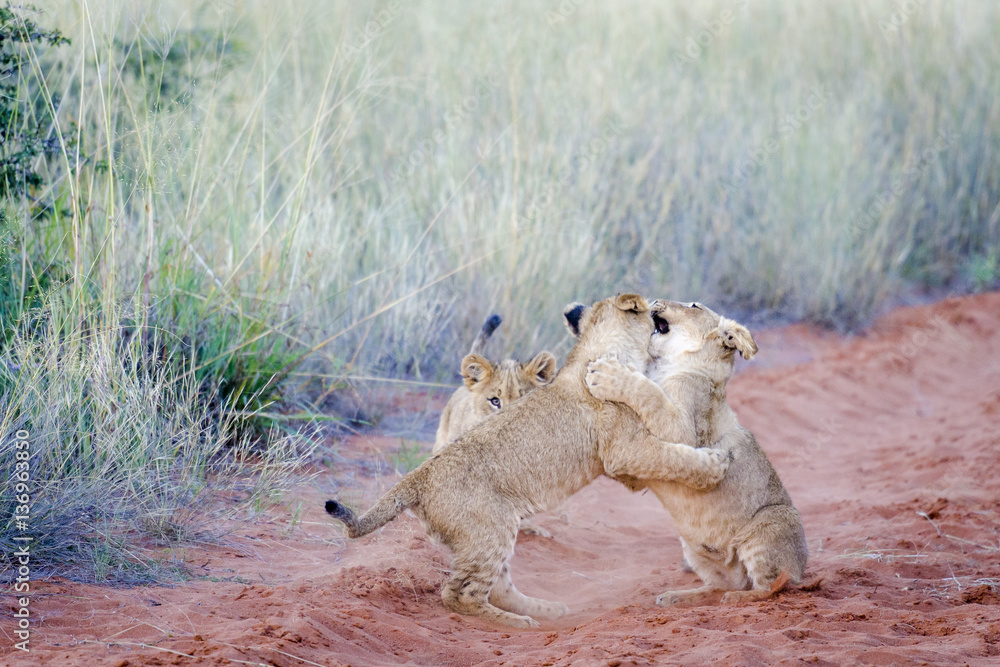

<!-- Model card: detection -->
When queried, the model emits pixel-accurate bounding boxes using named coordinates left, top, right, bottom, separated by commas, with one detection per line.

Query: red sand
left=9, top=293, right=1000, bottom=666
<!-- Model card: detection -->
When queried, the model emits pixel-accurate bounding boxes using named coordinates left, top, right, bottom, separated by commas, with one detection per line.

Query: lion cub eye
left=690, top=303, right=701, bottom=309
left=489, top=397, right=501, bottom=408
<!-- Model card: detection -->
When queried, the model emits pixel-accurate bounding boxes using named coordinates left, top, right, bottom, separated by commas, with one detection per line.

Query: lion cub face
left=461, top=352, right=557, bottom=421
left=648, top=300, right=757, bottom=381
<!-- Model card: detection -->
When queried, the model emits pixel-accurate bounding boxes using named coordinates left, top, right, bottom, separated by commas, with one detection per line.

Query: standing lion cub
left=433, top=315, right=557, bottom=537
left=326, top=295, right=730, bottom=628
left=586, top=300, right=807, bottom=605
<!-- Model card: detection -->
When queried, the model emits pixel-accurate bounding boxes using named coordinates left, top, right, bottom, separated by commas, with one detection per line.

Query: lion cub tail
left=468, top=314, right=502, bottom=356
left=325, top=480, right=419, bottom=538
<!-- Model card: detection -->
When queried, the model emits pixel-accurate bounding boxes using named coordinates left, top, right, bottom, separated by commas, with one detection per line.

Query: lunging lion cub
left=585, top=300, right=808, bottom=605
left=433, top=314, right=556, bottom=455
left=326, top=295, right=730, bottom=628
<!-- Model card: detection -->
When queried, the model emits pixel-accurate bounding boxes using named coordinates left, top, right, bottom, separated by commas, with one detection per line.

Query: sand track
left=12, top=293, right=1000, bottom=666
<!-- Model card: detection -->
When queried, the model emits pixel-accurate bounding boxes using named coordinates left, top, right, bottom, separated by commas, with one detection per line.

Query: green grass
left=966, top=251, right=1000, bottom=291
left=391, top=440, right=431, bottom=474
left=0, top=297, right=311, bottom=582
left=1, top=0, right=999, bottom=582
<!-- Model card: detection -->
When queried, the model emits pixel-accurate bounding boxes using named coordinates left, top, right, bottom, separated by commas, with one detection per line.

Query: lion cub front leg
left=601, top=433, right=729, bottom=490
left=589, top=358, right=727, bottom=490
left=586, top=358, right=692, bottom=442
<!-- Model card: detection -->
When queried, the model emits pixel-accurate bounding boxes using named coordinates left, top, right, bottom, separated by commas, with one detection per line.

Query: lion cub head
left=647, top=300, right=757, bottom=382
left=460, top=352, right=557, bottom=421
left=433, top=314, right=558, bottom=454
left=563, top=293, right=655, bottom=372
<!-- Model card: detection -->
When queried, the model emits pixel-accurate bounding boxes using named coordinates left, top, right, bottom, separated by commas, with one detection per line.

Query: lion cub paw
left=656, top=587, right=715, bottom=607
left=585, top=357, right=633, bottom=402
left=519, top=519, right=552, bottom=538
left=514, top=615, right=542, bottom=628
left=691, top=447, right=730, bottom=490
left=531, top=600, right=570, bottom=620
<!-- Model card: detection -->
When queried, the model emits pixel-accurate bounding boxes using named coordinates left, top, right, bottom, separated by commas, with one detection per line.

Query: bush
left=0, top=299, right=311, bottom=582
left=0, top=4, right=70, bottom=201
left=0, top=5, right=312, bottom=583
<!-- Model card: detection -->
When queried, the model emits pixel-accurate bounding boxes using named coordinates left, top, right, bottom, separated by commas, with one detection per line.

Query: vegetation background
left=1, top=0, right=998, bottom=581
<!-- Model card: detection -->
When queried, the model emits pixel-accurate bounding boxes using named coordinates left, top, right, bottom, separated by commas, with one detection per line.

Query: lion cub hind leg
left=489, top=564, right=568, bottom=620
left=441, top=530, right=545, bottom=628
left=726, top=504, right=808, bottom=603
left=443, top=558, right=539, bottom=628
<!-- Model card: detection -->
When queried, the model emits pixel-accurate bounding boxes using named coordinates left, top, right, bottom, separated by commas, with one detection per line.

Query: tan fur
left=327, top=295, right=730, bottom=628
left=433, top=352, right=557, bottom=455
left=432, top=318, right=558, bottom=536
left=585, top=300, right=807, bottom=606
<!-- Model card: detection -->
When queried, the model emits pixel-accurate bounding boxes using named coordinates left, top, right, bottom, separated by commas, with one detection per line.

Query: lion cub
left=433, top=315, right=557, bottom=537
left=433, top=314, right=556, bottom=455
left=585, top=300, right=807, bottom=605
left=326, top=295, right=730, bottom=628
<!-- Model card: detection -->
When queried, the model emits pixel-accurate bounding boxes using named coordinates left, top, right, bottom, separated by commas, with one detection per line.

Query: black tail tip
left=325, top=499, right=353, bottom=522
left=483, top=314, right=502, bottom=335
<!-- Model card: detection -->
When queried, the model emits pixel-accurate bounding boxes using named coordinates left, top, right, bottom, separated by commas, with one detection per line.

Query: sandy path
left=8, top=293, right=1000, bottom=666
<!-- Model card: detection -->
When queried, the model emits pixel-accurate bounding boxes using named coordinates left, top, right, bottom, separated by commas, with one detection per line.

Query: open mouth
left=652, top=312, right=670, bottom=335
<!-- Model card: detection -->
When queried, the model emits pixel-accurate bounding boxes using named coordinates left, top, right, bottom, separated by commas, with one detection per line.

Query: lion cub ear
left=522, top=351, right=557, bottom=387
left=715, top=318, right=758, bottom=360
left=461, top=354, right=494, bottom=388
left=614, top=293, right=649, bottom=314
left=563, top=303, right=587, bottom=338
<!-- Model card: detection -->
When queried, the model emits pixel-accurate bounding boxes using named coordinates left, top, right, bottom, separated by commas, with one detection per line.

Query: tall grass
left=0, top=299, right=307, bottom=582
left=18, top=0, right=1000, bottom=368
left=1, top=0, right=999, bottom=579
